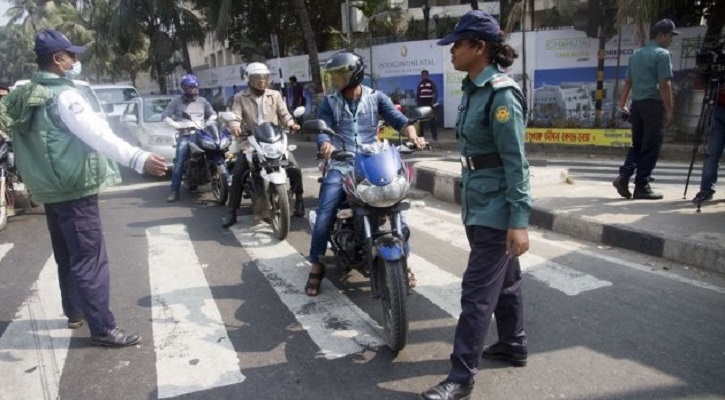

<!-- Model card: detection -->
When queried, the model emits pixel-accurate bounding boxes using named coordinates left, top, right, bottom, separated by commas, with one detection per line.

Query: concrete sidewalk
left=411, top=157, right=725, bottom=276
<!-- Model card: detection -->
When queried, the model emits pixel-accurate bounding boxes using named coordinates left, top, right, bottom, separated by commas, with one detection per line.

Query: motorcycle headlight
left=260, top=142, right=283, bottom=159
left=199, top=137, right=217, bottom=150
left=356, top=175, right=409, bottom=208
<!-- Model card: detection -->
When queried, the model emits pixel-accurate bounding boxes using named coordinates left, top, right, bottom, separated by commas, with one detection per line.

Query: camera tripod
left=683, top=75, right=722, bottom=213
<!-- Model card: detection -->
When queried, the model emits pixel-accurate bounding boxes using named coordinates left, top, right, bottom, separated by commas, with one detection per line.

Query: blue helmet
left=180, top=74, right=199, bottom=89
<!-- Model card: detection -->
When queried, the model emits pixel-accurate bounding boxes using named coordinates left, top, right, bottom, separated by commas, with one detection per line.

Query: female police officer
left=421, top=10, right=531, bottom=400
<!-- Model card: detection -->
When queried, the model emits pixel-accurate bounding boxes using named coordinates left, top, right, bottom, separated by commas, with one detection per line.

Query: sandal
left=305, top=263, right=326, bottom=297
left=407, top=267, right=417, bottom=288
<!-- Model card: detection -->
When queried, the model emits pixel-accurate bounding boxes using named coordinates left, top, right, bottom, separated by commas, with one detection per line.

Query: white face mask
left=64, top=61, right=82, bottom=80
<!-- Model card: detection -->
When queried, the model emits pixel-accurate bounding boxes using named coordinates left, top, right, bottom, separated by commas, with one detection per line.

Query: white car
left=120, top=95, right=176, bottom=169
left=11, top=79, right=108, bottom=119
left=92, top=84, right=139, bottom=125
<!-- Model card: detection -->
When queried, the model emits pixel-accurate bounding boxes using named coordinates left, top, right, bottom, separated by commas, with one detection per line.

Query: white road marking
left=146, top=225, right=245, bottom=399
left=0, top=243, right=13, bottom=263
left=230, top=218, right=385, bottom=359
left=102, top=181, right=168, bottom=194
left=409, top=253, right=462, bottom=319
left=406, top=208, right=613, bottom=296
left=0, top=256, right=70, bottom=400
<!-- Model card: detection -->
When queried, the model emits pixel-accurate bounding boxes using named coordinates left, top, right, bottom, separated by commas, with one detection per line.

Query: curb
left=411, top=164, right=725, bottom=275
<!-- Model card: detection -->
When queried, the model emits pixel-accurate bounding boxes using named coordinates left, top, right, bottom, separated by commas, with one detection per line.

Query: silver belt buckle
left=460, top=156, right=473, bottom=170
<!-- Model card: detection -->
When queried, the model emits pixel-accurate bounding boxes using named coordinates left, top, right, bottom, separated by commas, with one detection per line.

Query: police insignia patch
left=495, top=105, right=511, bottom=123
left=69, top=102, right=84, bottom=114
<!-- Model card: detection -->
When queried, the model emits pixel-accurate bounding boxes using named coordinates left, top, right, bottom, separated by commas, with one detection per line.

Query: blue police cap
left=651, top=19, right=680, bottom=36
left=437, top=10, right=504, bottom=46
left=34, top=29, right=86, bottom=56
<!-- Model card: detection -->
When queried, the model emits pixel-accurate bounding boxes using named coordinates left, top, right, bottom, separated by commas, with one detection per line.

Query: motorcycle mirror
left=411, top=106, right=434, bottom=122
left=302, top=119, right=329, bottom=134
left=293, top=106, right=306, bottom=118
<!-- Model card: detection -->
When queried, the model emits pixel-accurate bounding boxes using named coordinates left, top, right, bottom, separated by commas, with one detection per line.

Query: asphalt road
left=0, top=141, right=724, bottom=400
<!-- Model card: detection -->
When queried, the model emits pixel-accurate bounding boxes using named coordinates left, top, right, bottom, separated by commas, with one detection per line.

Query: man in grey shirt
left=162, top=74, right=215, bottom=202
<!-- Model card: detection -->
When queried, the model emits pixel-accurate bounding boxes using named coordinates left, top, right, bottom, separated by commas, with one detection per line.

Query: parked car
left=92, top=84, right=139, bottom=126
left=119, top=95, right=176, bottom=169
left=11, top=79, right=108, bottom=119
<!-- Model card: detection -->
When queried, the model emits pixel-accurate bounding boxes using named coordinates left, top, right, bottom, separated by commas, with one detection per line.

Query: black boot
left=692, top=190, right=714, bottom=204
left=633, top=182, right=663, bottom=200
left=221, top=209, right=238, bottom=228
left=294, top=198, right=305, bottom=217
left=612, top=175, right=631, bottom=199
left=421, top=380, right=473, bottom=400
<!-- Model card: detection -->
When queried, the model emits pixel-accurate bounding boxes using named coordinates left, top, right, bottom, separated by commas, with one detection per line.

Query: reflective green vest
left=0, top=72, right=120, bottom=203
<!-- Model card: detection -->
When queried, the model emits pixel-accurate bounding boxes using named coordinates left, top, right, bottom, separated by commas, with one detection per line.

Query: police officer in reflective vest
left=421, top=10, right=531, bottom=400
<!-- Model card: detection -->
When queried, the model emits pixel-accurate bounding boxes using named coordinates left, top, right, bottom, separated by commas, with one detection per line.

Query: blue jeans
left=309, top=170, right=346, bottom=264
left=700, top=104, right=725, bottom=192
left=170, top=135, right=191, bottom=192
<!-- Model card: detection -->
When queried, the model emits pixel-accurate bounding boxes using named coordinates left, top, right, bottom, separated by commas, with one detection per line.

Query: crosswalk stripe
left=230, top=218, right=385, bottom=360
left=146, top=225, right=245, bottom=399
left=405, top=208, right=613, bottom=296
left=0, top=243, right=13, bottom=263
left=0, top=255, right=69, bottom=400
left=409, top=253, right=462, bottom=319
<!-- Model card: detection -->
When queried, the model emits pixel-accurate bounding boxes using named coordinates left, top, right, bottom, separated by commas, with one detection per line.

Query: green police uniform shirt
left=456, top=65, right=531, bottom=230
left=625, top=41, right=673, bottom=102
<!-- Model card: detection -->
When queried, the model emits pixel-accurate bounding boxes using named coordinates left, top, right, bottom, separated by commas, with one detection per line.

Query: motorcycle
left=240, top=122, right=297, bottom=240
left=176, top=112, right=231, bottom=205
left=0, top=138, right=31, bottom=231
left=304, top=106, right=433, bottom=352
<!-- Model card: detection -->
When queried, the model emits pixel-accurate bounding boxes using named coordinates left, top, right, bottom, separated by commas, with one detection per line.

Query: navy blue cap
left=34, top=29, right=86, bottom=56
left=437, top=10, right=504, bottom=46
left=651, top=19, right=680, bottom=36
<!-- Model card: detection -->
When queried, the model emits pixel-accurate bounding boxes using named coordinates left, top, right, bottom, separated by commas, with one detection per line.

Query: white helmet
left=245, top=62, right=271, bottom=91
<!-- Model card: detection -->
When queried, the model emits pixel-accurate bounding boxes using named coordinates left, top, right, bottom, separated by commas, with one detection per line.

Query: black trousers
left=228, top=151, right=303, bottom=210
left=619, top=99, right=665, bottom=185
left=45, top=194, right=116, bottom=336
left=448, top=225, right=526, bottom=385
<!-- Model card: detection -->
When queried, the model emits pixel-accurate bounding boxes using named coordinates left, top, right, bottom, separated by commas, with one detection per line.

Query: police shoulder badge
left=495, top=105, right=511, bottom=123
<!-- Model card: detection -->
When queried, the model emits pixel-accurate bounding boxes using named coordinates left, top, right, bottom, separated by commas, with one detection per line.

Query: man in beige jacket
left=222, top=62, right=303, bottom=228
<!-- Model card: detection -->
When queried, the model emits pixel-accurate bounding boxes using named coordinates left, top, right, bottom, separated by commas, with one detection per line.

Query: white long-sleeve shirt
left=57, top=89, right=150, bottom=174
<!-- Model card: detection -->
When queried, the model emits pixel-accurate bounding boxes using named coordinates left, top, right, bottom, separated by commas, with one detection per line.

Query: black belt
left=460, top=154, right=502, bottom=170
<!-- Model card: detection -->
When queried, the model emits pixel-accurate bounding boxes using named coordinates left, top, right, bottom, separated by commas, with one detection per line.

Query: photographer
left=692, top=48, right=725, bottom=204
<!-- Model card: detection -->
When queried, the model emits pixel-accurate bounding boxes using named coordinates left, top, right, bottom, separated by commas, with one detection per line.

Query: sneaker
left=166, top=191, right=180, bottom=202
left=632, top=183, right=663, bottom=200
left=68, top=317, right=85, bottom=329
left=692, top=190, right=714, bottom=204
left=421, top=380, right=473, bottom=400
left=90, top=327, right=141, bottom=348
left=612, top=175, right=631, bottom=199
left=482, top=342, right=528, bottom=367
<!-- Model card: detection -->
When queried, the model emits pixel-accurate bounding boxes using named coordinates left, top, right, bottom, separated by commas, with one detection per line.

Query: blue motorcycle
left=178, top=112, right=231, bottom=205
left=304, top=106, right=432, bottom=351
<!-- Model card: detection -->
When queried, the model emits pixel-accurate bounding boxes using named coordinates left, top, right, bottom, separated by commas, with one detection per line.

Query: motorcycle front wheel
left=211, top=165, right=229, bottom=205
left=269, top=182, right=290, bottom=240
left=376, top=257, right=409, bottom=352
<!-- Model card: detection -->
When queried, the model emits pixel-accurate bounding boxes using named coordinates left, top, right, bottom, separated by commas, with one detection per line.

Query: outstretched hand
left=143, top=153, right=167, bottom=176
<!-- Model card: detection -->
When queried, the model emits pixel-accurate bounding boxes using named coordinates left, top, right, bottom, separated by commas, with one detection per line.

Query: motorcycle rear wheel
left=377, top=257, right=409, bottom=352
left=269, top=183, right=290, bottom=240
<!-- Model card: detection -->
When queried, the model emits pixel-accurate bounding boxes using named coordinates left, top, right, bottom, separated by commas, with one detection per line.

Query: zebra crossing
left=1, top=204, right=711, bottom=400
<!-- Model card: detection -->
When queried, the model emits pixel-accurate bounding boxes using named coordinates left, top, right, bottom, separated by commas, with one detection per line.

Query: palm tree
left=293, top=0, right=322, bottom=92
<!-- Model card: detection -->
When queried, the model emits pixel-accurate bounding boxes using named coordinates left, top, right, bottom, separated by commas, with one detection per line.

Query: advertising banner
left=526, top=128, right=631, bottom=146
